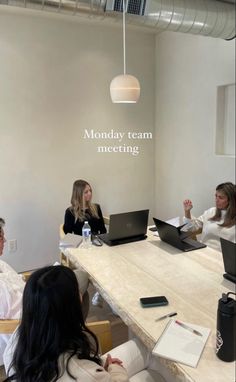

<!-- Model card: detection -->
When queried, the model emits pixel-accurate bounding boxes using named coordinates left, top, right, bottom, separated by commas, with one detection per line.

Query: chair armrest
left=0, top=319, right=20, bottom=334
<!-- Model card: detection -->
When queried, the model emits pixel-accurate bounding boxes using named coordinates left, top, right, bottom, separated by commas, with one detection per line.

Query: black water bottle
left=216, top=292, right=236, bottom=362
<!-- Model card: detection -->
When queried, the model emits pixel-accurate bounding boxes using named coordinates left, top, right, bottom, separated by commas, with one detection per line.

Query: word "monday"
left=83, top=129, right=152, bottom=142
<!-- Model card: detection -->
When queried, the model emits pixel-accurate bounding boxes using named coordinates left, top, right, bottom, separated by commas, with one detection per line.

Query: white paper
left=152, top=319, right=210, bottom=368
left=166, top=216, right=180, bottom=227
left=59, top=233, right=82, bottom=248
left=152, top=217, right=180, bottom=236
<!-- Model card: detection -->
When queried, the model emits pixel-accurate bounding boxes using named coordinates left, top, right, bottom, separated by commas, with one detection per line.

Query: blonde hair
left=210, top=182, right=236, bottom=228
left=70, top=180, right=99, bottom=222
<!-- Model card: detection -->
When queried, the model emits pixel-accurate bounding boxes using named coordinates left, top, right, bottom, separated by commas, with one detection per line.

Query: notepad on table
left=152, top=319, right=210, bottom=368
left=59, top=233, right=82, bottom=248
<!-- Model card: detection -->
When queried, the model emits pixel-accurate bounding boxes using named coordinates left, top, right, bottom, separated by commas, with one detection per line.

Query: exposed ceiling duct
left=0, top=0, right=235, bottom=40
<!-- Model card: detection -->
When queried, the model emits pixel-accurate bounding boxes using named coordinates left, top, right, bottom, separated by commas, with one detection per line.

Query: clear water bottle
left=82, top=221, right=92, bottom=249
left=216, top=292, right=236, bottom=362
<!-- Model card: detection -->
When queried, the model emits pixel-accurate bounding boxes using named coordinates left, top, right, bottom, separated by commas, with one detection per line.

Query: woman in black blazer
left=63, top=179, right=106, bottom=236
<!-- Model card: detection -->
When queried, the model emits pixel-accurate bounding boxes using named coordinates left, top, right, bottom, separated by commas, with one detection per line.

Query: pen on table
left=155, top=312, right=177, bottom=322
left=175, top=320, right=202, bottom=337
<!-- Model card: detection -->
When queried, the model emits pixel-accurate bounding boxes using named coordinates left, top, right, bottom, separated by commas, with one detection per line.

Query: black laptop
left=99, top=210, right=149, bottom=246
left=153, top=217, right=206, bottom=252
left=220, top=238, right=236, bottom=284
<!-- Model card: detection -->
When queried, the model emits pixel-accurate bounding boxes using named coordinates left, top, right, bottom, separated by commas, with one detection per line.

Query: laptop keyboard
left=183, top=237, right=206, bottom=249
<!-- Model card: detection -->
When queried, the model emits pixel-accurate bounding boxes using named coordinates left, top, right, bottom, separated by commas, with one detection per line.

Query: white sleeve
left=107, top=364, right=129, bottom=382
left=183, top=214, right=204, bottom=232
left=0, top=275, right=23, bottom=319
left=68, top=357, right=129, bottom=382
left=0, top=280, right=12, bottom=318
left=104, top=339, right=149, bottom=378
left=3, top=328, right=18, bottom=375
left=0, top=261, right=17, bottom=275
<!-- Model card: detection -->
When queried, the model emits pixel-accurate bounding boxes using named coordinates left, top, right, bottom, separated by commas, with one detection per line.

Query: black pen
left=155, top=312, right=177, bottom=322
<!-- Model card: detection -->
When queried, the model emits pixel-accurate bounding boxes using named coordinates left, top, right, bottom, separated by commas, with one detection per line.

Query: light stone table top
left=66, top=234, right=235, bottom=382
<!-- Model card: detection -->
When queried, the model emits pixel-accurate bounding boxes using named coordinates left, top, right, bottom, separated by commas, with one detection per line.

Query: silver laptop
left=99, top=210, right=149, bottom=246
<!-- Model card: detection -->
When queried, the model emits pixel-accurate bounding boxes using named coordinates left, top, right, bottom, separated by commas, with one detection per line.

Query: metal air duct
left=0, top=0, right=235, bottom=40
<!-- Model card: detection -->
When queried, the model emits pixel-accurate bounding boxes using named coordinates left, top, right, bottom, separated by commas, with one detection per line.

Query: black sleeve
left=63, top=208, right=75, bottom=234
left=96, top=204, right=107, bottom=234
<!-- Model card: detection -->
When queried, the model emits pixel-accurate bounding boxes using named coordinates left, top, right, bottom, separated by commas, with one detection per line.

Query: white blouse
left=183, top=207, right=236, bottom=252
left=0, top=260, right=24, bottom=366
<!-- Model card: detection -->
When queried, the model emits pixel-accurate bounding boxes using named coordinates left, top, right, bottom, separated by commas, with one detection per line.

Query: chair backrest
left=59, top=224, right=65, bottom=239
left=0, top=319, right=112, bottom=354
left=19, top=271, right=31, bottom=282
left=59, top=223, right=70, bottom=267
left=87, top=320, right=112, bottom=354
left=103, top=216, right=110, bottom=226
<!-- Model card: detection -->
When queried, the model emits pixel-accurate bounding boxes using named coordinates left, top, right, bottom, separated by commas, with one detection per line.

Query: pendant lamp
left=110, top=0, right=140, bottom=103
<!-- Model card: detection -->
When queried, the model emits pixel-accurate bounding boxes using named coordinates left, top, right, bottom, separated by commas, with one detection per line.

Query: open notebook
left=152, top=319, right=210, bottom=368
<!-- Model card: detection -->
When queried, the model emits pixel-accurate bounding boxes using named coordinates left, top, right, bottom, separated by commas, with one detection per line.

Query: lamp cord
left=123, top=0, right=126, bottom=75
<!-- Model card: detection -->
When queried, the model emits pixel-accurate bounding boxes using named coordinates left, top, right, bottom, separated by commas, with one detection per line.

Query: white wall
left=154, top=31, right=235, bottom=221
left=0, top=8, right=155, bottom=271
left=1, top=9, right=235, bottom=272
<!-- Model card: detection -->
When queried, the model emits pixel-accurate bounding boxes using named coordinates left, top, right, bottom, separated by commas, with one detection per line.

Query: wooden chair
left=0, top=319, right=19, bottom=335
left=0, top=319, right=112, bottom=354
left=19, top=271, right=32, bottom=282
left=103, top=216, right=110, bottom=226
left=59, top=223, right=70, bottom=267
left=87, top=320, right=112, bottom=354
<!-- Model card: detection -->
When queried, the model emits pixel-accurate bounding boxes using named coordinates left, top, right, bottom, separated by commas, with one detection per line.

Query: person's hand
left=183, top=199, right=193, bottom=212
left=104, top=354, right=123, bottom=371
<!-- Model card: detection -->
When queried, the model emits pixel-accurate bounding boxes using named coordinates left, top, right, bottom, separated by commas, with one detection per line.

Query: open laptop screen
left=220, top=238, right=236, bottom=278
left=108, top=210, right=149, bottom=241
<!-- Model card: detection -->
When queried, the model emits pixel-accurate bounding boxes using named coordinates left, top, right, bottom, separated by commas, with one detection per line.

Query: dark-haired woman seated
left=3, top=266, right=166, bottom=382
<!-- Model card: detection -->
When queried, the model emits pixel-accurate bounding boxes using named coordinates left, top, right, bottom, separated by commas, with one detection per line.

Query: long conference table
left=66, top=233, right=235, bottom=382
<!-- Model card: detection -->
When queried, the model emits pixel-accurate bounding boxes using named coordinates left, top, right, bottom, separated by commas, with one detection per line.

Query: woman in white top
left=183, top=182, right=236, bottom=252
left=3, top=266, right=166, bottom=382
left=0, top=218, right=24, bottom=367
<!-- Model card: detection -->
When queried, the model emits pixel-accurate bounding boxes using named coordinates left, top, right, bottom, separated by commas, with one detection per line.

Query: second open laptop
left=153, top=217, right=206, bottom=252
left=220, top=237, right=236, bottom=284
left=99, top=209, right=149, bottom=246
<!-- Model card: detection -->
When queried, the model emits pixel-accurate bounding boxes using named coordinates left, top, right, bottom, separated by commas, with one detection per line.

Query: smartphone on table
left=140, top=296, right=168, bottom=308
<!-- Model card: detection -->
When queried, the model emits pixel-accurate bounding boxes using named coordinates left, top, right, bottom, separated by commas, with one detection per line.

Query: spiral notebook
left=152, top=319, right=210, bottom=368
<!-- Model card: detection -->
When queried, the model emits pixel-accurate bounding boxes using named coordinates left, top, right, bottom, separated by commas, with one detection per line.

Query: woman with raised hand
left=183, top=182, right=236, bottom=251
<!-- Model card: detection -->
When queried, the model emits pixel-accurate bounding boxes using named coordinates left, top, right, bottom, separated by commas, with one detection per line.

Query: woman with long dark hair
left=63, top=179, right=106, bottom=236
left=183, top=182, right=236, bottom=251
left=4, top=266, right=166, bottom=382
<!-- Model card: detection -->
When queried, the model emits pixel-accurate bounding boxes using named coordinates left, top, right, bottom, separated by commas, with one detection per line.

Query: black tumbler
left=216, top=292, right=236, bottom=362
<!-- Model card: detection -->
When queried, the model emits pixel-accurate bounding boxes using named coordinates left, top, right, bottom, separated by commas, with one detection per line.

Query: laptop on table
left=99, top=210, right=149, bottom=246
left=220, top=238, right=236, bottom=284
left=153, top=217, right=206, bottom=252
